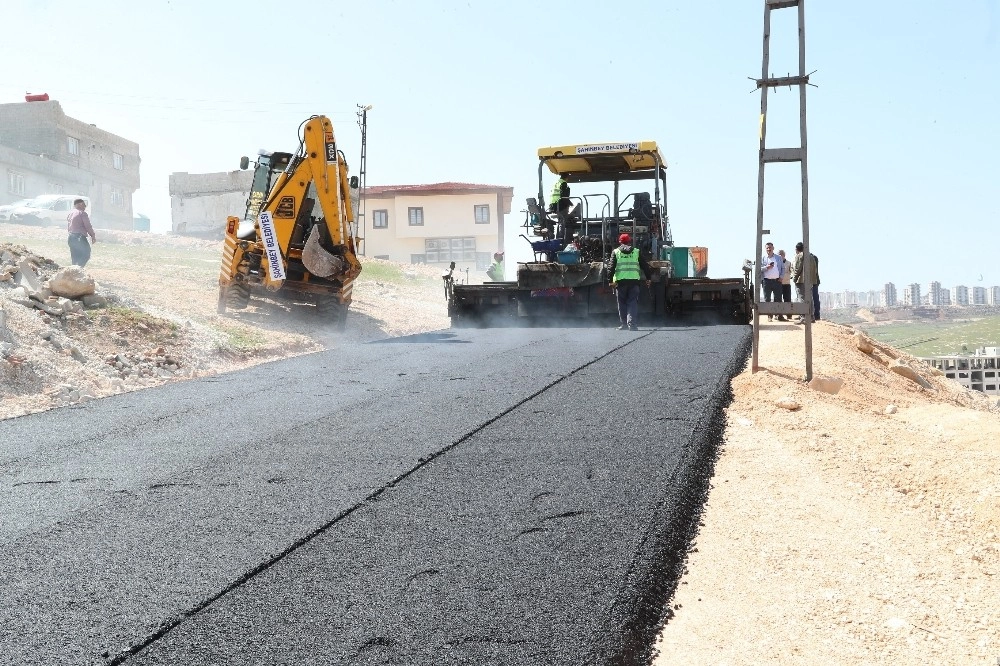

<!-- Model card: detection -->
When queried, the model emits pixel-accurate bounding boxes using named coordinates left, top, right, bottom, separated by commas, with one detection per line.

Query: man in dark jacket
left=608, top=233, right=652, bottom=331
left=791, top=241, right=821, bottom=322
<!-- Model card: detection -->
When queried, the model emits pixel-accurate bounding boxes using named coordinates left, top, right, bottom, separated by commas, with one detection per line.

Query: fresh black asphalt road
left=0, top=325, right=750, bottom=665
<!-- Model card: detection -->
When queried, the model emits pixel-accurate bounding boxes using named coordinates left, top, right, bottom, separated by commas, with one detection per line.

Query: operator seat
left=290, top=197, right=316, bottom=247
left=631, top=192, right=653, bottom=222
left=527, top=197, right=555, bottom=239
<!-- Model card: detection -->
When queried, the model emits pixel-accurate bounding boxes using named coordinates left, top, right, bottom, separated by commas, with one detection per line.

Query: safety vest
left=550, top=178, right=566, bottom=205
left=613, top=247, right=641, bottom=281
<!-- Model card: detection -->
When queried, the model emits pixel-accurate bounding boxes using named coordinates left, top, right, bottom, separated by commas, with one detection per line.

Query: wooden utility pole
left=751, top=0, right=815, bottom=380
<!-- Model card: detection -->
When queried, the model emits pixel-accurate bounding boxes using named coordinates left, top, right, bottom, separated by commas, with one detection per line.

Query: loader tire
left=316, top=294, right=348, bottom=331
left=226, top=282, right=251, bottom=310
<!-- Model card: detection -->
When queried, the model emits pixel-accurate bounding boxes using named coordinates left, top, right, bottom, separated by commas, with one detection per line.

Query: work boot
left=616, top=324, right=627, bottom=330
left=776, top=315, right=787, bottom=321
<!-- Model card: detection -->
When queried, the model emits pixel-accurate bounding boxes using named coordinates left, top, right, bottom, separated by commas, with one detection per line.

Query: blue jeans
left=616, top=283, right=640, bottom=327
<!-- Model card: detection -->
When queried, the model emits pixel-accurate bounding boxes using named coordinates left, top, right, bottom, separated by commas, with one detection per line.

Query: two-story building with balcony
left=362, top=182, right=513, bottom=274
left=0, top=98, right=140, bottom=230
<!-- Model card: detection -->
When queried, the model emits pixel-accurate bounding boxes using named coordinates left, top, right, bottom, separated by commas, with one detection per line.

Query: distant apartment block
left=362, top=182, right=513, bottom=274
left=951, top=285, right=969, bottom=306
left=822, top=281, right=1000, bottom=311
left=0, top=98, right=140, bottom=230
left=927, top=281, right=942, bottom=305
left=903, top=283, right=921, bottom=306
left=884, top=282, right=897, bottom=307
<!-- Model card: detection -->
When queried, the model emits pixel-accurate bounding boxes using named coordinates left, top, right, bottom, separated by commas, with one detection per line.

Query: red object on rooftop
left=25, top=93, right=50, bottom=102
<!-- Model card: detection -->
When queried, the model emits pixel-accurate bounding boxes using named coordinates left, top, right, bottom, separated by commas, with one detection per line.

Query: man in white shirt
left=760, top=242, right=783, bottom=321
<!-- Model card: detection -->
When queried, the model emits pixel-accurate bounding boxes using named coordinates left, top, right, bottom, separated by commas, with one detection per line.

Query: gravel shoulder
left=655, top=322, right=999, bottom=665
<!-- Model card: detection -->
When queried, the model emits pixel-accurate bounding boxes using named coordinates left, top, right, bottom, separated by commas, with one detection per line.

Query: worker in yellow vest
left=608, top=233, right=652, bottom=331
left=549, top=177, right=570, bottom=209
left=486, top=251, right=505, bottom=281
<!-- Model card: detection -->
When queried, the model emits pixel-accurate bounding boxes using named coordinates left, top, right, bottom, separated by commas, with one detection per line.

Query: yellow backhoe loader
left=217, top=115, right=362, bottom=328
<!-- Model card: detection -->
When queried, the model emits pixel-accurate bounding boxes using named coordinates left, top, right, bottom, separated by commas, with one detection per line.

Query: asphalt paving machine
left=217, top=115, right=362, bottom=328
left=443, top=141, right=751, bottom=326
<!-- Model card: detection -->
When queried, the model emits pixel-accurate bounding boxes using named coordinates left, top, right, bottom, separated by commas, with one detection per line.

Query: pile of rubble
left=0, top=243, right=191, bottom=417
left=1, top=246, right=107, bottom=318
left=103, top=346, right=189, bottom=381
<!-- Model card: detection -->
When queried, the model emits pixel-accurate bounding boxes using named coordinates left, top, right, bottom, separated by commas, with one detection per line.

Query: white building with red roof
left=362, top=182, right=513, bottom=273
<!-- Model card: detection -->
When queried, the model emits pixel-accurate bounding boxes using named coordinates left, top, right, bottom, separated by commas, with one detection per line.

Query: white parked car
left=0, top=198, right=34, bottom=221
left=9, top=195, right=91, bottom=226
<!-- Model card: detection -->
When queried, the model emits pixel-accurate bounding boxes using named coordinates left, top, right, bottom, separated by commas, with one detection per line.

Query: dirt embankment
left=655, top=322, right=1000, bottom=665
left=0, top=224, right=448, bottom=420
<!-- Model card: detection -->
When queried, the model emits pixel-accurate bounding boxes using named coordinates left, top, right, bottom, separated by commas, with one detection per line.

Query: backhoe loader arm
left=218, top=115, right=361, bottom=325
left=259, top=116, right=361, bottom=281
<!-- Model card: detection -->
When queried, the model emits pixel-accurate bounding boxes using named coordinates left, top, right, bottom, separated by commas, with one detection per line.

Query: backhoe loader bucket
left=302, top=226, right=346, bottom=278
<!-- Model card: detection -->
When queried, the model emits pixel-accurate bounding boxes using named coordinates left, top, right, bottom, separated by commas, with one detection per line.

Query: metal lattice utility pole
left=356, top=104, right=372, bottom=256
left=751, top=0, right=815, bottom=380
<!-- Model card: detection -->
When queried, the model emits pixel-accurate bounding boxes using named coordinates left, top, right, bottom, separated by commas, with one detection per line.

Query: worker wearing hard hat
left=608, top=233, right=652, bottom=331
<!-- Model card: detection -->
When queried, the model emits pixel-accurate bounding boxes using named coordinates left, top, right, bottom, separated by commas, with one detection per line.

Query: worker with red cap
left=608, top=233, right=652, bottom=331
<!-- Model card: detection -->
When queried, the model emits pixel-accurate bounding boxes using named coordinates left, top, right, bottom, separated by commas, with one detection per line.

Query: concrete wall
left=1, top=144, right=90, bottom=205
left=0, top=100, right=140, bottom=230
left=169, top=170, right=253, bottom=238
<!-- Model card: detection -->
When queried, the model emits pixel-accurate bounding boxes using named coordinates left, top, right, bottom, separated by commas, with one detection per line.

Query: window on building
left=67, top=136, right=80, bottom=156
left=113, top=152, right=124, bottom=170
left=408, top=207, right=424, bottom=226
left=373, top=209, right=388, bottom=229
left=111, top=188, right=125, bottom=207
left=410, top=254, right=426, bottom=264
left=47, top=182, right=63, bottom=193
left=424, top=237, right=476, bottom=263
left=7, top=171, right=25, bottom=195
left=474, top=204, right=490, bottom=224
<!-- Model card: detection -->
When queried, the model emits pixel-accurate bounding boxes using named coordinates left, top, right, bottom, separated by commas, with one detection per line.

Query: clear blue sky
left=3, top=0, right=998, bottom=293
